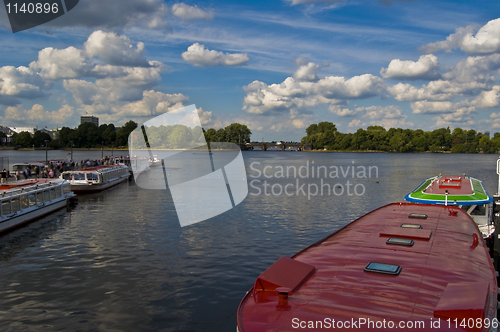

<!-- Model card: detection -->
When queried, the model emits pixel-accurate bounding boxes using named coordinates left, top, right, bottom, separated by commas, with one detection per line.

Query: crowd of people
left=4, top=156, right=121, bottom=182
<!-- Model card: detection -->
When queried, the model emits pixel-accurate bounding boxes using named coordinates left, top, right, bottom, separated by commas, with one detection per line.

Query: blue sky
left=0, top=0, right=499, bottom=141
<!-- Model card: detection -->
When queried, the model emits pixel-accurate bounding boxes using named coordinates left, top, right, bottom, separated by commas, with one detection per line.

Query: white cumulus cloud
left=421, top=18, right=500, bottom=54
left=410, top=100, right=454, bottom=114
left=0, top=66, right=50, bottom=101
left=380, top=54, right=441, bottom=80
left=85, top=30, right=150, bottom=67
left=182, top=43, right=249, bottom=67
left=172, top=3, right=214, bottom=20
left=30, top=47, right=91, bottom=80
left=473, top=86, right=500, bottom=108
left=243, top=70, right=385, bottom=115
left=293, top=62, right=320, bottom=82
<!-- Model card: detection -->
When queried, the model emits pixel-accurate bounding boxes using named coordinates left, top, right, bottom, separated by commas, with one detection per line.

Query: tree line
left=9, top=121, right=252, bottom=149
left=10, top=120, right=138, bottom=149
left=302, top=122, right=499, bottom=153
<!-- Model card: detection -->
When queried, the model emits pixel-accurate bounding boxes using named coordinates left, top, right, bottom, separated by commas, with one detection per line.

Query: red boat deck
left=237, top=203, right=497, bottom=332
left=424, top=176, right=473, bottom=196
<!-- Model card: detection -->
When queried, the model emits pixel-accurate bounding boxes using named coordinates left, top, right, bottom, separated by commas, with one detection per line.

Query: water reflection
left=0, top=151, right=499, bottom=331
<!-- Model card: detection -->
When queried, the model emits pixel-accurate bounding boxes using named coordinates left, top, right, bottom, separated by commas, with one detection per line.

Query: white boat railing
left=0, top=180, right=70, bottom=218
left=60, top=165, right=130, bottom=185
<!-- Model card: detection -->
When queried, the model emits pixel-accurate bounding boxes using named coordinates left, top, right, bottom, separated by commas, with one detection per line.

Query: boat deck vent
left=386, top=238, right=414, bottom=246
left=364, top=262, right=401, bottom=275
left=401, top=223, right=422, bottom=229
left=408, top=213, right=427, bottom=219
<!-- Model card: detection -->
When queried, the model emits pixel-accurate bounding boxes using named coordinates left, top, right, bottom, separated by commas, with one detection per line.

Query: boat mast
left=497, top=157, right=500, bottom=195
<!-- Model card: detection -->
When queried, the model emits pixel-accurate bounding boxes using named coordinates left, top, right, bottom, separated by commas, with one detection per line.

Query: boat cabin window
left=1, top=200, right=11, bottom=215
left=21, top=195, right=28, bottom=209
left=29, top=194, right=36, bottom=207
left=469, top=204, right=486, bottom=216
left=43, top=190, right=50, bottom=202
left=62, top=173, right=72, bottom=180
left=73, top=173, right=86, bottom=180
left=50, top=188, right=56, bottom=200
left=11, top=197, right=20, bottom=213
left=36, top=193, right=43, bottom=205
left=87, top=173, right=98, bottom=181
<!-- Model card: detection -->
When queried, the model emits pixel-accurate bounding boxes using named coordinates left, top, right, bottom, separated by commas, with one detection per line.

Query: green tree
left=223, top=123, right=252, bottom=143
left=478, top=136, right=497, bottom=153
left=102, top=124, right=116, bottom=145
left=116, top=120, right=138, bottom=146
left=167, top=125, right=193, bottom=149
left=204, top=128, right=217, bottom=143
left=12, top=131, right=34, bottom=148
left=303, top=122, right=337, bottom=149
left=33, top=130, right=52, bottom=147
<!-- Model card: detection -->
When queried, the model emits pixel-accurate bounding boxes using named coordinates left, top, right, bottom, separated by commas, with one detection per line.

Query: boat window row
left=101, top=168, right=127, bottom=183
left=1, top=186, right=63, bottom=217
left=62, top=173, right=99, bottom=181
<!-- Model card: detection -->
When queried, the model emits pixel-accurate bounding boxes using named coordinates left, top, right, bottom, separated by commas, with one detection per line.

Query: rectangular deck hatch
left=253, top=256, right=315, bottom=293
left=387, top=238, right=414, bottom=246
left=364, top=262, right=401, bottom=275
left=401, top=223, right=422, bottom=229
left=408, top=213, right=427, bottom=219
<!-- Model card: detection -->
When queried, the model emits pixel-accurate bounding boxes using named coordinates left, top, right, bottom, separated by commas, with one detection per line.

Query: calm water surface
left=0, top=150, right=498, bottom=331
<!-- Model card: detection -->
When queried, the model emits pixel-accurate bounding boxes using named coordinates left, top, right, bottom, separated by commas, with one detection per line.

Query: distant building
left=484, top=131, right=490, bottom=138
left=10, top=127, right=35, bottom=135
left=0, top=126, right=15, bottom=137
left=39, top=128, right=55, bottom=140
left=81, top=116, right=99, bottom=127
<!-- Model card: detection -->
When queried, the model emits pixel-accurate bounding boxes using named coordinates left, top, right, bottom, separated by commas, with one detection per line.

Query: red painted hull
left=237, top=203, right=497, bottom=332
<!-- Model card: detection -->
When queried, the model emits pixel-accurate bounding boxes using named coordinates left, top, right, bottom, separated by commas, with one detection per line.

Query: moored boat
left=237, top=203, right=497, bottom=332
left=405, top=175, right=494, bottom=238
left=0, top=179, right=76, bottom=234
left=60, top=165, right=130, bottom=194
left=114, top=156, right=150, bottom=175
left=149, top=155, right=161, bottom=167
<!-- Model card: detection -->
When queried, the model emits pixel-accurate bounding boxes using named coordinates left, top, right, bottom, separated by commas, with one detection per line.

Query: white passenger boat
left=0, top=179, right=76, bottom=233
left=60, top=165, right=130, bottom=194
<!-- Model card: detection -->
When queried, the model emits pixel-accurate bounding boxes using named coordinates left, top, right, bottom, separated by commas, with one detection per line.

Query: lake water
left=0, top=150, right=498, bottom=331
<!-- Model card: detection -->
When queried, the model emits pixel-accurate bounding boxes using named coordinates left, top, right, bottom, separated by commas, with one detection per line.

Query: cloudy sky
left=0, top=0, right=499, bottom=141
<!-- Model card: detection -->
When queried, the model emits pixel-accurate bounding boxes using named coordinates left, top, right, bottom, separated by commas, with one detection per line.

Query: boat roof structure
left=405, top=175, right=493, bottom=206
left=237, top=203, right=497, bottom=332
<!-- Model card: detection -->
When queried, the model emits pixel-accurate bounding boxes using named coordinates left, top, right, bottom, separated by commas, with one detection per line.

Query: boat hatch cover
left=399, top=224, right=422, bottom=229
left=401, top=223, right=423, bottom=228
left=380, top=226, right=432, bottom=240
left=408, top=213, right=428, bottom=219
left=364, top=262, right=402, bottom=275
left=434, top=281, right=489, bottom=321
left=387, top=238, right=414, bottom=246
left=253, top=256, right=315, bottom=294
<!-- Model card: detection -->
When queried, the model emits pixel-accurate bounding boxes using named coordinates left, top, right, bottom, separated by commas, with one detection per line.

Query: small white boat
left=114, top=156, right=150, bottom=174
left=0, top=179, right=76, bottom=233
left=149, top=155, right=162, bottom=167
left=60, top=165, right=130, bottom=194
